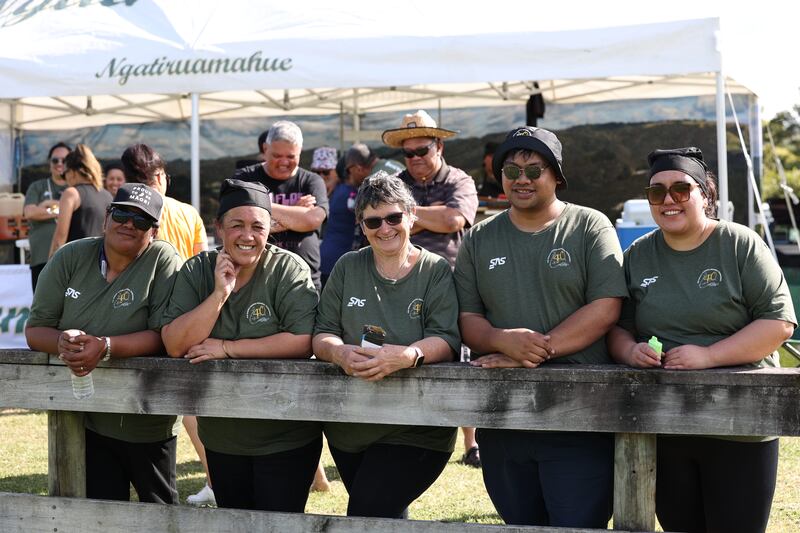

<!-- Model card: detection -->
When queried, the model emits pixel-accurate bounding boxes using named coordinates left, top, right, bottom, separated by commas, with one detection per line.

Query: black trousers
left=477, top=429, right=614, bottom=527
left=30, top=263, right=45, bottom=292
left=656, top=435, right=779, bottom=533
left=330, top=442, right=451, bottom=519
left=85, top=429, right=178, bottom=503
left=205, top=437, right=322, bottom=512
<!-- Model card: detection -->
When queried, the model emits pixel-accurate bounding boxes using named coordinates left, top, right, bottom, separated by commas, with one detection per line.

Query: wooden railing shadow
left=1, top=350, right=798, bottom=532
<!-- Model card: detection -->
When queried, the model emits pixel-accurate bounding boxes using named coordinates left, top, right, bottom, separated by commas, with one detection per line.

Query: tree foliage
left=762, top=105, right=800, bottom=199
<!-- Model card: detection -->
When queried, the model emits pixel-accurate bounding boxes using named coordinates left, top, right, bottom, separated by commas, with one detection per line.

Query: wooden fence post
left=613, top=433, right=656, bottom=531
left=47, top=410, right=86, bottom=497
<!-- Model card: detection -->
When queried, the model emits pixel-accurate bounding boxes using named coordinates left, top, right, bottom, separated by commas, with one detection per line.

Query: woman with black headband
left=608, top=147, right=796, bottom=532
left=161, top=179, right=321, bottom=513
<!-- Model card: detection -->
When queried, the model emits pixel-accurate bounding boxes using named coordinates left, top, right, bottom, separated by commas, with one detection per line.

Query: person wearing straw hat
left=381, top=110, right=478, bottom=269
left=454, top=126, right=627, bottom=527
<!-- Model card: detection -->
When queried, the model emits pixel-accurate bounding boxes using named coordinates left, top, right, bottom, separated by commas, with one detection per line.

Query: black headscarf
left=647, top=147, right=709, bottom=196
left=217, top=179, right=272, bottom=219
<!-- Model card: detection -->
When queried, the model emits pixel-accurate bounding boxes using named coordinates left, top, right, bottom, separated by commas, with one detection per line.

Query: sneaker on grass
left=186, top=483, right=216, bottom=507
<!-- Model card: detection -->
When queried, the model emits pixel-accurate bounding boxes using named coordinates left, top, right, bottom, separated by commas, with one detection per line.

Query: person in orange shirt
left=121, top=143, right=213, bottom=506
left=121, top=144, right=206, bottom=261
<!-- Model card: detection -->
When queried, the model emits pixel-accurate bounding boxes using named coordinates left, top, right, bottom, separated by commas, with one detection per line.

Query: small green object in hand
left=648, top=336, right=662, bottom=356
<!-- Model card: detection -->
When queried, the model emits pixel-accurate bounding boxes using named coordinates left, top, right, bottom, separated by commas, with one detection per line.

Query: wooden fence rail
left=1, top=349, right=799, bottom=532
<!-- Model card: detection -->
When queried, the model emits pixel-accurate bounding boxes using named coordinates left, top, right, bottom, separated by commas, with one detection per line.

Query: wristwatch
left=101, top=336, right=112, bottom=362
left=412, top=346, right=425, bottom=368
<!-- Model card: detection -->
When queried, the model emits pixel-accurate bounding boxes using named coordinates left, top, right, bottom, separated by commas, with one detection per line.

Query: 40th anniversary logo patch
left=407, top=298, right=424, bottom=320
left=697, top=269, right=722, bottom=289
left=246, top=302, right=271, bottom=324
left=112, top=289, right=134, bottom=309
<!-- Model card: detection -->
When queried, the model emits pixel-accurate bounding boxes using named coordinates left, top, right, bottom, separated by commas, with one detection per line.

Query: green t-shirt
left=162, top=245, right=321, bottom=456
left=620, top=220, right=797, bottom=365
left=314, top=246, right=459, bottom=453
left=454, top=204, right=627, bottom=363
left=620, top=221, right=797, bottom=442
left=28, top=238, right=182, bottom=443
left=24, top=177, right=67, bottom=266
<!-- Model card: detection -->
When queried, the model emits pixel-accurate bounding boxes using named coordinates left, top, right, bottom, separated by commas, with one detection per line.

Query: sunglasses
left=110, top=208, right=157, bottom=231
left=314, top=169, right=334, bottom=177
left=361, top=212, right=404, bottom=230
left=645, top=182, right=696, bottom=205
left=502, top=163, right=548, bottom=180
left=402, top=141, right=436, bottom=159
left=50, top=157, right=65, bottom=165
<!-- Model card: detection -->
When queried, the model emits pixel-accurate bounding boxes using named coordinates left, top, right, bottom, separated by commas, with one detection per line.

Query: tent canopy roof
left=0, top=2, right=766, bottom=130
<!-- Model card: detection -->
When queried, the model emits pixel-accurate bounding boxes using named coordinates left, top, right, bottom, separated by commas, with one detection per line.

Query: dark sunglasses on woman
left=109, top=208, right=157, bottom=231
left=644, top=182, right=696, bottom=205
left=361, top=212, right=404, bottom=230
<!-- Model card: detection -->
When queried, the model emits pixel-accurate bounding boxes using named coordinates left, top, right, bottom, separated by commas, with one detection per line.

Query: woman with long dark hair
left=49, top=143, right=112, bottom=257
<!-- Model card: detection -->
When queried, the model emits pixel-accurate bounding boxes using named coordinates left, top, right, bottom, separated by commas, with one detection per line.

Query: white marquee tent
left=1, top=0, right=789, bottom=224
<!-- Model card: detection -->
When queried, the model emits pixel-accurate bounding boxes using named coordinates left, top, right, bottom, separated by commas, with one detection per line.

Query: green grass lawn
left=1, top=410, right=798, bottom=531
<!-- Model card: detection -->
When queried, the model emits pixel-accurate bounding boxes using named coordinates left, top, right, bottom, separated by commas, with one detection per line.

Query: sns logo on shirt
left=697, top=269, right=722, bottom=289
left=488, top=257, right=506, bottom=270
left=347, top=297, right=366, bottom=308
left=640, top=276, right=658, bottom=288
left=65, top=287, right=81, bottom=300
left=112, top=289, right=134, bottom=308
left=246, top=302, right=271, bottom=324
left=547, top=248, right=571, bottom=268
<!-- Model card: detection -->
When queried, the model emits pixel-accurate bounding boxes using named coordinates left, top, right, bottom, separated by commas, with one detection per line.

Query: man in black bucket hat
left=454, top=126, right=627, bottom=528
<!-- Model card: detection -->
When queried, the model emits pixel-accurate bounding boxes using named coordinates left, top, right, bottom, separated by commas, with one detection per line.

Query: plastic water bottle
left=71, top=371, right=94, bottom=400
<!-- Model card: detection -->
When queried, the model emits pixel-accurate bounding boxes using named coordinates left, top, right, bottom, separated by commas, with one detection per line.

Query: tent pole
left=716, top=72, right=729, bottom=221
left=6, top=101, right=16, bottom=192
left=748, top=95, right=762, bottom=229
left=191, top=93, right=200, bottom=211
left=353, top=89, right=360, bottom=142
left=339, top=103, right=344, bottom=152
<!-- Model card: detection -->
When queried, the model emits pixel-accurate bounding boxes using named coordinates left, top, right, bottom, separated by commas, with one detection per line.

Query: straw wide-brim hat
left=381, top=110, right=458, bottom=148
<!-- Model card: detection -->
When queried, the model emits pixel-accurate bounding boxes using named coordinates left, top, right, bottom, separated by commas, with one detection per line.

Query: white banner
left=0, top=265, right=32, bottom=349
left=0, top=2, right=722, bottom=99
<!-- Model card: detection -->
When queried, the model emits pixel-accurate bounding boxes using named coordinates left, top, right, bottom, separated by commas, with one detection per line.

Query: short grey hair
left=266, top=120, right=303, bottom=148
left=354, top=171, right=416, bottom=221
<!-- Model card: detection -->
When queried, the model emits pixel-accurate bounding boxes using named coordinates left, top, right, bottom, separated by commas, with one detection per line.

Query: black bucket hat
left=493, top=126, right=567, bottom=189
